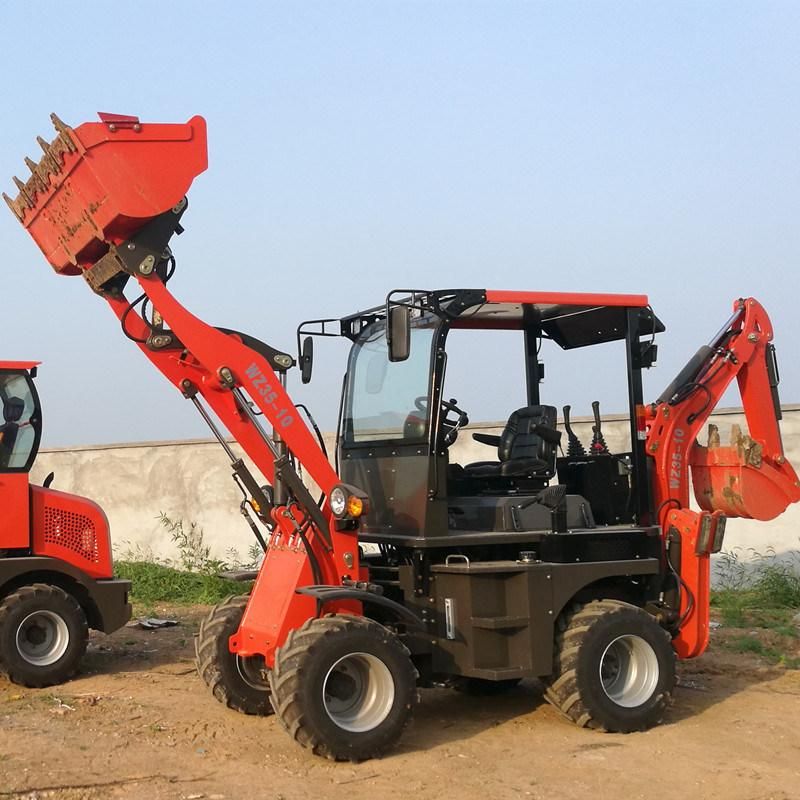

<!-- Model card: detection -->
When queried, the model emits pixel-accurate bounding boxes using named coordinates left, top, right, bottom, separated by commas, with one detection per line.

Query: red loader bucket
left=4, top=113, right=207, bottom=273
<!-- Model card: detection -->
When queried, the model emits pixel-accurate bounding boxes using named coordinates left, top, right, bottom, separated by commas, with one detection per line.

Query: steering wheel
left=414, top=396, right=469, bottom=446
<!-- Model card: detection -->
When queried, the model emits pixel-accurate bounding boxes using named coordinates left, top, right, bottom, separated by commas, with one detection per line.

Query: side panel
left=429, top=559, right=661, bottom=678
left=29, top=486, right=114, bottom=580
left=0, top=473, right=30, bottom=549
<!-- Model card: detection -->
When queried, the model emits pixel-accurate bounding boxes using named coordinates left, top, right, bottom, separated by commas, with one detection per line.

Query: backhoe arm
left=647, top=298, right=800, bottom=657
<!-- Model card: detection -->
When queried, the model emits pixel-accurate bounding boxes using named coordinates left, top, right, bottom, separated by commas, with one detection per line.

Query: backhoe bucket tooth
left=4, top=113, right=208, bottom=273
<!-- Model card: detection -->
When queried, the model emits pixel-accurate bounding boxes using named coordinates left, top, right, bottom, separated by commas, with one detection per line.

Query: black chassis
left=298, top=288, right=671, bottom=683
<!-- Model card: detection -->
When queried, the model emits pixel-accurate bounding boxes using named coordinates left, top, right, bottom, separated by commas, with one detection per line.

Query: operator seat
left=0, top=397, right=25, bottom=468
left=462, top=405, right=559, bottom=479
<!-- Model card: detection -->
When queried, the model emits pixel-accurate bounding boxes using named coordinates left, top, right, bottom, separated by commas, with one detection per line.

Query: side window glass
left=0, top=373, right=39, bottom=470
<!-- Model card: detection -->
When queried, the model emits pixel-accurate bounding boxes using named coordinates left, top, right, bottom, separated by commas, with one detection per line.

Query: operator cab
left=300, top=290, right=663, bottom=545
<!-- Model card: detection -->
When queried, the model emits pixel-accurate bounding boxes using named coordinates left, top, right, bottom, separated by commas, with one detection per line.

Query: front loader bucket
left=4, top=113, right=207, bottom=273
left=690, top=424, right=800, bottom=521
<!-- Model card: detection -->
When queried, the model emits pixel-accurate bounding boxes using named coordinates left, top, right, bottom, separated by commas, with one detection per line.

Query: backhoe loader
left=5, top=112, right=799, bottom=760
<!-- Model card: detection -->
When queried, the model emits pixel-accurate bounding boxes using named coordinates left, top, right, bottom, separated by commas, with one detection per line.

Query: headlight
left=329, top=484, right=367, bottom=519
left=330, top=486, right=348, bottom=517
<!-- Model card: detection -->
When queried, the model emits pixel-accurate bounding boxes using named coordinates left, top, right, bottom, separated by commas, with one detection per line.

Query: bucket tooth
left=707, top=423, right=720, bottom=448
left=36, top=136, right=59, bottom=172
left=50, top=113, right=77, bottom=153
left=2, top=192, right=23, bottom=222
left=12, top=176, right=33, bottom=208
left=35, top=130, right=71, bottom=176
left=24, top=157, right=47, bottom=194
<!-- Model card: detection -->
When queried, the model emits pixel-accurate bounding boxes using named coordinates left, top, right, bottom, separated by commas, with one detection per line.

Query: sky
left=1, top=1, right=798, bottom=447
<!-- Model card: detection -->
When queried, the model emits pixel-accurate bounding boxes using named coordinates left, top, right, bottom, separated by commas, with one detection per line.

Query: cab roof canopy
left=0, top=361, right=40, bottom=371
left=341, top=289, right=665, bottom=349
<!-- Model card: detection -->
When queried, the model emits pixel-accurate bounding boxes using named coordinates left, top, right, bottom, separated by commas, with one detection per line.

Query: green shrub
left=114, top=513, right=260, bottom=604
left=713, top=544, right=800, bottom=609
left=115, top=560, right=244, bottom=605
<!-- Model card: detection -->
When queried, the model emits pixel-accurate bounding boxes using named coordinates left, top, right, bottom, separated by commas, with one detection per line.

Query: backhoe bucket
left=690, top=424, right=800, bottom=521
left=4, top=113, right=207, bottom=273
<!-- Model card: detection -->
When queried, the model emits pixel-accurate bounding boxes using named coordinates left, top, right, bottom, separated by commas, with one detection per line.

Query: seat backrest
left=498, top=405, right=558, bottom=472
left=0, top=397, right=25, bottom=467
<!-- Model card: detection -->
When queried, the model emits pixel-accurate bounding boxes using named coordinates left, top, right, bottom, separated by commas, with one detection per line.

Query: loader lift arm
left=4, top=113, right=361, bottom=665
left=647, top=298, right=800, bottom=658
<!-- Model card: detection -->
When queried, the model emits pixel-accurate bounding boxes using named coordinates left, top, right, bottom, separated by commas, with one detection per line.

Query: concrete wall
left=30, top=406, right=800, bottom=565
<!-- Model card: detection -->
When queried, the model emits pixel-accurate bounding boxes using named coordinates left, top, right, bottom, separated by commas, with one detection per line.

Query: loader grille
left=43, top=506, right=99, bottom=563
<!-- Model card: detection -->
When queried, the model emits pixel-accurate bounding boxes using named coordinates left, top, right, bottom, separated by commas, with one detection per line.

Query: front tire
left=544, top=599, right=675, bottom=732
left=0, top=583, right=88, bottom=688
left=195, top=595, right=272, bottom=715
left=269, top=615, right=418, bottom=761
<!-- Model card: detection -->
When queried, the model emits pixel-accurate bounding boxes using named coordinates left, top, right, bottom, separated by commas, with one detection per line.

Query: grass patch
left=726, top=634, right=768, bottom=655
left=115, top=560, right=245, bottom=605
left=722, top=634, right=799, bottom=668
left=711, top=546, right=800, bottom=669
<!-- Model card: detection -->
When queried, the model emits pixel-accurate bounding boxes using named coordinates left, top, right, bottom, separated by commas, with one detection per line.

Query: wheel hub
left=322, top=652, right=395, bottom=733
left=15, top=610, right=69, bottom=667
left=235, top=654, right=268, bottom=691
left=600, top=634, right=660, bottom=708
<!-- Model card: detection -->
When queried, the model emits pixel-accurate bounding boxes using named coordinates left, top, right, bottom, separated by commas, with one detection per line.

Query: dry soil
left=1, top=606, right=799, bottom=800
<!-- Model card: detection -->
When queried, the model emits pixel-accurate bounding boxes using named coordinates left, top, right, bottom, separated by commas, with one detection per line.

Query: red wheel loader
left=0, top=360, right=131, bottom=686
left=4, top=112, right=799, bottom=759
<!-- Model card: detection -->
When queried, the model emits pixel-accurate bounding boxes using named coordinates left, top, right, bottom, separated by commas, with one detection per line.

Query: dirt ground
left=1, top=607, right=799, bottom=800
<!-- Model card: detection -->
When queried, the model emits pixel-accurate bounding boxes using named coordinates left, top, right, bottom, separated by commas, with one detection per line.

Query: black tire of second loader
left=0, top=583, right=88, bottom=688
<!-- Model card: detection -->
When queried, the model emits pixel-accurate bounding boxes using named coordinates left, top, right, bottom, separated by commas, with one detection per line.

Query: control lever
left=590, top=400, right=610, bottom=455
left=563, top=405, right=586, bottom=456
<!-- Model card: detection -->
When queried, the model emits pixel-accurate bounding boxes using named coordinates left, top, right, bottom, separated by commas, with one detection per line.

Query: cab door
left=0, top=369, right=43, bottom=549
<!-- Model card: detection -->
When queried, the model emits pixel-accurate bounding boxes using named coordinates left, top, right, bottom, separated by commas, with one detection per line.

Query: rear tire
left=544, top=599, right=675, bottom=732
left=0, top=583, right=88, bottom=688
left=269, top=615, right=418, bottom=761
left=195, top=595, right=272, bottom=715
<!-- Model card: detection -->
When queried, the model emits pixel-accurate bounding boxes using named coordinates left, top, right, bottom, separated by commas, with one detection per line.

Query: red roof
left=0, top=361, right=40, bottom=370
left=484, top=290, right=649, bottom=307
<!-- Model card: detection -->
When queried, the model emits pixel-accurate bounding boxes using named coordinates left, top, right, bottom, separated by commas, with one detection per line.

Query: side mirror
left=300, top=336, right=314, bottom=384
left=387, top=306, right=411, bottom=362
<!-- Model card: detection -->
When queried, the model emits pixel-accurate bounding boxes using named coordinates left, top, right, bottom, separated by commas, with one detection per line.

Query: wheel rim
left=600, top=634, right=660, bottom=708
left=15, top=610, right=70, bottom=667
left=323, top=652, right=395, bottom=733
left=235, top=654, right=268, bottom=691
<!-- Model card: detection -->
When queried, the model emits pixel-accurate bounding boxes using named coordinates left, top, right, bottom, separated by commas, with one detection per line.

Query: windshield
left=342, top=317, right=437, bottom=442
left=0, top=371, right=40, bottom=470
